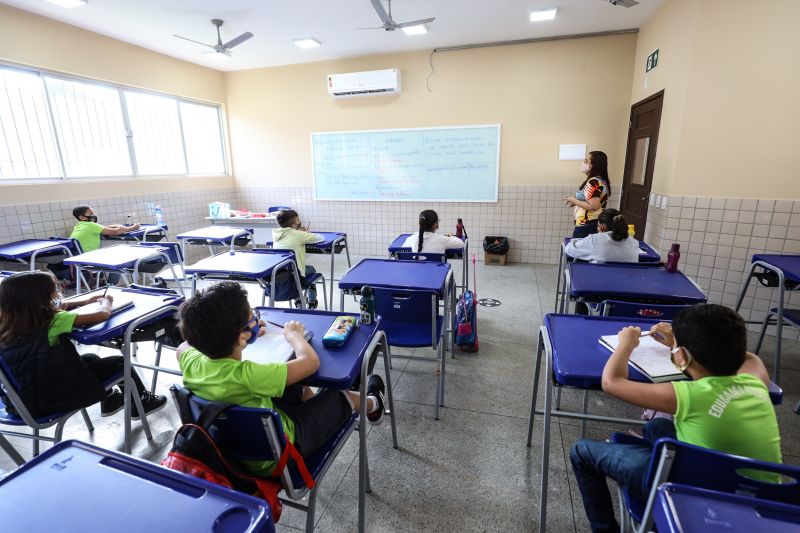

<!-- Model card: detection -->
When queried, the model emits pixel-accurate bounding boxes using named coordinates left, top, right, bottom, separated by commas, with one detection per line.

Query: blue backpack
left=454, top=289, right=478, bottom=351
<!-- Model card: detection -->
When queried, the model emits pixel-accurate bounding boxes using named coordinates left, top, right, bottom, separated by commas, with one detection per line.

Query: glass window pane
left=45, top=76, right=131, bottom=177
left=125, top=91, right=186, bottom=175
left=631, top=136, right=650, bottom=186
left=0, top=68, right=61, bottom=179
left=179, top=101, right=225, bottom=174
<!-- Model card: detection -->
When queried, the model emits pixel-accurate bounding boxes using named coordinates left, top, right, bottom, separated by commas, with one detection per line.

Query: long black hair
left=0, top=271, right=58, bottom=346
left=598, top=209, right=628, bottom=242
left=417, top=210, right=439, bottom=253
left=587, top=150, right=611, bottom=197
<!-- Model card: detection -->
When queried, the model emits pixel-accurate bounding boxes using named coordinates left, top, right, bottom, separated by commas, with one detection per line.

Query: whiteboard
left=311, top=125, right=500, bottom=202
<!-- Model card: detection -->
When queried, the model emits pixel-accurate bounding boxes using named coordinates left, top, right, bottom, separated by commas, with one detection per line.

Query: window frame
left=0, top=60, right=229, bottom=184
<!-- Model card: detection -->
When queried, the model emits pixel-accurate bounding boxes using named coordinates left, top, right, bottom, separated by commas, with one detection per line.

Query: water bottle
left=359, top=285, right=375, bottom=325
left=665, top=243, right=681, bottom=273
left=154, top=205, right=165, bottom=227
left=456, top=218, right=464, bottom=239
left=628, top=224, right=635, bottom=238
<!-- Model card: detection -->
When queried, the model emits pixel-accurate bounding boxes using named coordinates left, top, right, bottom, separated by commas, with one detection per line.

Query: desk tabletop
left=752, top=254, right=800, bottom=284
left=68, top=287, right=183, bottom=345
left=568, top=262, right=707, bottom=303
left=265, top=231, right=346, bottom=250
left=104, top=224, right=167, bottom=240
left=258, top=307, right=382, bottom=389
left=0, top=238, right=74, bottom=259
left=388, top=233, right=465, bottom=257
left=63, top=244, right=167, bottom=268
left=562, top=236, right=661, bottom=263
left=186, top=250, right=296, bottom=278
left=339, top=258, right=451, bottom=294
left=176, top=226, right=253, bottom=241
left=0, top=440, right=273, bottom=533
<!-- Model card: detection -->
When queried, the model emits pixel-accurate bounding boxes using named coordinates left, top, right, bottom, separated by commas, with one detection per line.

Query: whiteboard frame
left=310, top=124, right=501, bottom=202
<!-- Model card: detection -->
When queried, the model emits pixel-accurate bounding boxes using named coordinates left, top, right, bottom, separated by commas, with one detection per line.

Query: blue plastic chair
left=252, top=249, right=328, bottom=310
left=171, top=385, right=357, bottom=533
left=610, top=433, right=800, bottom=532
left=600, top=300, right=691, bottom=320
left=395, top=251, right=447, bottom=263
left=268, top=206, right=291, bottom=213
left=0, top=353, right=123, bottom=466
left=754, top=307, right=800, bottom=386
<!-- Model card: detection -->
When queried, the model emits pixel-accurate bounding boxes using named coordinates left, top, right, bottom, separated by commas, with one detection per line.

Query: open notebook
left=74, top=294, right=135, bottom=316
left=599, top=334, right=687, bottom=383
left=243, top=328, right=313, bottom=365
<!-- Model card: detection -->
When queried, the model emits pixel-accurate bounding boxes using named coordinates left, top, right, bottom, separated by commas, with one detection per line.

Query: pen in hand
left=101, top=284, right=110, bottom=298
left=266, top=320, right=284, bottom=329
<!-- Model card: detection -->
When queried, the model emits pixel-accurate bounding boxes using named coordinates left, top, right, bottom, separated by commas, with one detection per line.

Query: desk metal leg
left=734, top=263, right=757, bottom=312
left=775, top=272, right=786, bottom=385
left=527, top=330, right=545, bottom=447
left=380, top=333, right=399, bottom=450
left=554, top=249, right=565, bottom=313
left=580, top=390, right=589, bottom=439
left=539, top=332, right=554, bottom=533
left=0, top=433, right=25, bottom=466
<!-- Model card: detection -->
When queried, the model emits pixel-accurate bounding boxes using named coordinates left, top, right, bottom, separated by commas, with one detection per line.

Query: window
left=0, top=63, right=227, bottom=181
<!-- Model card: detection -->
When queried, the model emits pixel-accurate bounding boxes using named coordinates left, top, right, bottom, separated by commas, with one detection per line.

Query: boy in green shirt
left=570, top=304, right=781, bottom=532
left=176, top=281, right=385, bottom=475
left=70, top=204, right=141, bottom=253
left=270, top=209, right=324, bottom=308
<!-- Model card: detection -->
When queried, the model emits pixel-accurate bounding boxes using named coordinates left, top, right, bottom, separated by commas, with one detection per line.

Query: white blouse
left=401, top=232, right=465, bottom=254
left=564, top=232, right=641, bottom=263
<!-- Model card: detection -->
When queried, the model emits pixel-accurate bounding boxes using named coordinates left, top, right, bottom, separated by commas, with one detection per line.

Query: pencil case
left=322, top=316, right=357, bottom=347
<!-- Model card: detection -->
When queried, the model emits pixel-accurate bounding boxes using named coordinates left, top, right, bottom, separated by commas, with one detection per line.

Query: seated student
left=401, top=210, right=465, bottom=255
left=271, top=209, right=324, bottom=309
left=70, top=205, right=141, bottom=286
left=564, top=209, right=640, bottom=263
left=570, top=304, right=781, bottom=533
left=176, top=281, right=386, bottom=475
left=0, top=271, right=166, bottom=419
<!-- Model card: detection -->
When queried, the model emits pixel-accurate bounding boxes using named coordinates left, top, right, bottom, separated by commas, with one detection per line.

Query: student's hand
left=283, top=320, right=306, bottom=342
left=257, top=319, right=267, bottom=337
left=96, top=296, right=113, bottom=311
left=617, top=326, right=641, bottom=353
left=131, top=223, right=141, bottom=230
left=649, top=322, right=674, bottom=348
left=563, top=195, right=577, bottom=207
left=88, top=294, right=106, bottom=303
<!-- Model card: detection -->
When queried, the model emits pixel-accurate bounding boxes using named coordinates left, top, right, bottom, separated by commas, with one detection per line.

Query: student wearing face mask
left=70, top=205, right=141, bottom=253
left=563, top=151, right=612, bottom=238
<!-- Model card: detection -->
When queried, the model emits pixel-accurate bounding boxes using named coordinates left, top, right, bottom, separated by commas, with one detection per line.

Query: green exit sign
left=646, top=49, right=659, bottom=73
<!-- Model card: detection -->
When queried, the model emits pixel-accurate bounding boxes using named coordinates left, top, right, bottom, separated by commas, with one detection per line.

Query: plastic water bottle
left=359, top=285, right=375, bottom=325
left=154, top=205, right=165, bottom=227
left=665, top=243, right=681, bottom=273
left=628, top=224, right=635, bottom=238
left=456, top=218, right=464, bottom=239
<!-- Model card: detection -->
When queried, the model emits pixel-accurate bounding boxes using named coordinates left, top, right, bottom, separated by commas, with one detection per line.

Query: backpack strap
left=272, top=439, right=316, bottom=489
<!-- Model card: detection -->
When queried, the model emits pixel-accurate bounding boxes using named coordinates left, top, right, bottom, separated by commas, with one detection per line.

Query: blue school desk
left=68, top=287, right=184, bottom=453
left=554, top=237, right=662, bottom=312
left=175, top=225, right=254, bottom=261
left=102, top=224, right=168, bottom=243
left=525, top=314, right=782, bottom=531
left=0, top=440, right=274, bottom=532
left=562, top=262, right=707, bottom=313
left=734, top=254, right=800, bottom=385
left=265, top=231, right=352, bottom=311
left=184, top=250, right=305, bottom=305
left=339, top=258, right=455, bottom=419
left=653, top=483, right=800, bottom=533
left=387, top=233, right=469, bottom=290
left=0, top=238, right=77, bottom=270
left=64, top=244, right=184, bottom=296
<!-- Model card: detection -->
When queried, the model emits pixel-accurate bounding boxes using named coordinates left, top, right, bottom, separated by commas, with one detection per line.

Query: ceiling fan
left=360, top=0, right=435, bottom=31
left=173, top=19, right=253, bottom=57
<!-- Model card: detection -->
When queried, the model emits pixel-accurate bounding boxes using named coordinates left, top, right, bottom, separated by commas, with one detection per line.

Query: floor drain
left=478, top=298, right=501, bottom=307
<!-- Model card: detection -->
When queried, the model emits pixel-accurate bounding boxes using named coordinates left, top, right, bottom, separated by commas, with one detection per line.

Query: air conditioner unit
left=327, top=69, right=401, bottom=98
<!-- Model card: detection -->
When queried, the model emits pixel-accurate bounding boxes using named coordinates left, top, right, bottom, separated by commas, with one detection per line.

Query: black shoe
left=308, top=299, right=319, bottom=310
left=366, top=375, right=386, bottom=426
left=131, top=391, right=168, bottom=420
left=293, top=299, right=303, bottom=309
left=100, top=389, right=124, bottom=417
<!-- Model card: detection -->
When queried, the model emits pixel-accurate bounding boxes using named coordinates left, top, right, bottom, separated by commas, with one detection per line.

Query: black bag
left=483, top=236, right=509, bottom=255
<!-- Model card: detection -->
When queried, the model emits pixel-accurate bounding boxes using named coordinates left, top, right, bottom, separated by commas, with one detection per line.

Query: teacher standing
left=564, top=150, right=612, bottom=238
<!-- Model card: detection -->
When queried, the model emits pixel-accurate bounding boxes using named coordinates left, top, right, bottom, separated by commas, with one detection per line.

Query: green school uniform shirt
left=48, top=311, right=77, bottom=347
left=270, top=227, right=324, bottom=274
left=178, top=346, right=293, bottom=475
left=673, top=373, right=781, bottom=465
left=70, top=221, right=105, bottom=252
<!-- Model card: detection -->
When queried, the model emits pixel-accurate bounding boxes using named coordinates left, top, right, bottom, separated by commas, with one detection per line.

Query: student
left=563, top=151, right=611, bottom=238
left=401, top=210, right=465, bottom=254
left=570, top=304, right=781, bottom=532
left=271, top=209, right=324, bottom=309
left=70, top=204, right=141, bottom=253
left=564, top=209, right=640, bottom=263
left=176, top=281, right=386, bottom=474
left=0, top=271, right=167, bottom=420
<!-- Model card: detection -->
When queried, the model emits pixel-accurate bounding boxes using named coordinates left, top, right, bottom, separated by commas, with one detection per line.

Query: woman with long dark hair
left=564, top=150, right=612, bottom=238
left=401, top=210, right=465, bottom=254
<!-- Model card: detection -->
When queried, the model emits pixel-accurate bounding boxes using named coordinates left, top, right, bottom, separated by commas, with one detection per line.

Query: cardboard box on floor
left=485, top=252, right=507, bottom=265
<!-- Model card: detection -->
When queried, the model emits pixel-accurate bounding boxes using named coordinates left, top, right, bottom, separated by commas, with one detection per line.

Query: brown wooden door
left=620, top=90, right=663, bottom=240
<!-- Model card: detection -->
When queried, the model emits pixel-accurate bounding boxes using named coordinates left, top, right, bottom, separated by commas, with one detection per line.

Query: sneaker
left=131, top=391, right=168, bottom=420
left=366, top=375, right=386, bottom=426
left=293, top=299, right=303, bottom=309
left=100, top=389, right=124, bottom=417
left=308, top=299, right=319, bottom=310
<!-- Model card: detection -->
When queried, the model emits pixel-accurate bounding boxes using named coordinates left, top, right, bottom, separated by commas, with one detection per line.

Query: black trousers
left=79, top=353, right=146, bottom=395
left=273, top=384, right=352, bottom=457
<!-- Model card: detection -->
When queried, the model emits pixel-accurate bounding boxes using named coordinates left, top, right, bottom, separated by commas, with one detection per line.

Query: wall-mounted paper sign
left=559, top=144, right=586, bottom=161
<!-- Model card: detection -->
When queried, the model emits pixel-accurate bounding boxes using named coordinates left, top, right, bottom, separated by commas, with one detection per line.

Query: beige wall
left=225, top=33, right=636, bottom=189
left=631, top=0, right=799, bottom=198
left=0, top=4, right=233, bottom=204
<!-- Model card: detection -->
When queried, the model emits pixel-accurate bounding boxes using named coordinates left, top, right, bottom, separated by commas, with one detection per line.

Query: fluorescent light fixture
left=402, top=24, right=428, bottom=36
left=45, top=0, right=87, bottom=7
left=293, top=38, right=321, bottom=49
left=530, top=7, right=558, bottom=22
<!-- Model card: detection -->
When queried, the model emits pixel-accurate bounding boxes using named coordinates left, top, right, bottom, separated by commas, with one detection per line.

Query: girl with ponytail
left=564, top=209, right=640, bottom=263
left=401, top=210, right=465, bottom=254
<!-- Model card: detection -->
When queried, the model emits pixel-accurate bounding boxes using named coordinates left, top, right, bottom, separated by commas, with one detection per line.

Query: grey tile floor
left=1, top=253, right=798, bottom=532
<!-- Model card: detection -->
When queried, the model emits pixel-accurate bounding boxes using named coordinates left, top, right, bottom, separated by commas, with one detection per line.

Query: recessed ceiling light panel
left=401, top=24, right=428, bottom=36
left=293, top=38, right=321, bottom=49
left=530, top=7, right=558, bottom=22
left=45, top=0, right=87, bottom=7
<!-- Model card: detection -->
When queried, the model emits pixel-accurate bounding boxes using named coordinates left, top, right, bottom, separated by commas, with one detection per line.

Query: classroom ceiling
left=6, top=0, right=664, bottom=72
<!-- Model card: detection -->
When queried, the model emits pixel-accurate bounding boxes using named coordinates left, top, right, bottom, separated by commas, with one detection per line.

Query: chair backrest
left=50, top=237, right=82, bottom=256
left=395, top=252, right=447, bottom=262
left=374, top=287, right=438, bottom=325
left=126, top=284, right=181, bottom=297
left=137, top=241, right=184, bottom=264
left=0, top=354, right=38, bottom=426
left=600, top=299, right=690, bottom=320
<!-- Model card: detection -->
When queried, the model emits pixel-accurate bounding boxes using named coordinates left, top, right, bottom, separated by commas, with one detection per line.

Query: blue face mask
left=241, top=310, right=262, bottom=345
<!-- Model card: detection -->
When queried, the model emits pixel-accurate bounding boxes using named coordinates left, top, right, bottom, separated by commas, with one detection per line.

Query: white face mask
left=580, top=162, right=591, bottom=174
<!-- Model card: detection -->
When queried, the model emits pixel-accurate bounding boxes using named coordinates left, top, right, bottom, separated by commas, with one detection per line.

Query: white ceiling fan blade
left=173, top=34, right=213, bottom=48
left=223, top=32, right=253, bottom=49
left=370, top=0, right=392, bottom=24
left=357, top=26, right=386, bottom=30
left=396, top=17, right=435, bottom=29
